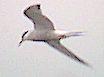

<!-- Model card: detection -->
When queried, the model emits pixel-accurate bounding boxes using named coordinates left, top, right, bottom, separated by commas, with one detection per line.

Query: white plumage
left=19, top=4, right=90, bottom=67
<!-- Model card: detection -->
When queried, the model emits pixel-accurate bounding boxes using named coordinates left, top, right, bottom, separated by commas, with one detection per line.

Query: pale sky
left=0, top=0, right=104, bottom=77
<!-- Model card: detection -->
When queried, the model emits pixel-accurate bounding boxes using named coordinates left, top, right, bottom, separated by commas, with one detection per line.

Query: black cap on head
left=22, top=31, right=28, bottom=39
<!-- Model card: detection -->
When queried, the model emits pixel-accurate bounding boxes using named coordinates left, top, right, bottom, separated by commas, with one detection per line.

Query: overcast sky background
left=0, top=0, right=104, bottom=77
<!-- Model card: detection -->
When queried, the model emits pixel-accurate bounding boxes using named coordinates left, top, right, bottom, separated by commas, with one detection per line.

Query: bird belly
left=30, top=30, right=59, bottom=41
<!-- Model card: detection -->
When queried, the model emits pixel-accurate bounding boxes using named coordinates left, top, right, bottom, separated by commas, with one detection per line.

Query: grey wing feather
left=24, top=5, right=55, bottom=30
left=46, top=40, right=90, bottom=66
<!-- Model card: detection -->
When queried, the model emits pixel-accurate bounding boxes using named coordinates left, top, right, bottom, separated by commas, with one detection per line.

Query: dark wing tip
left=23, top=5, right=35, bottom=18
left=36, top=4, right=40, bottom=9
left=74, top=56, right=93, bottom=68
left=24, top=4, right=41, bottom=16
left=24, top=5, right=34, bottom=15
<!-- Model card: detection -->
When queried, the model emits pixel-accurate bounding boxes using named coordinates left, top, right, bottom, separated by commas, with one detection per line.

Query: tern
left=19, top=4, right=90, bottom=66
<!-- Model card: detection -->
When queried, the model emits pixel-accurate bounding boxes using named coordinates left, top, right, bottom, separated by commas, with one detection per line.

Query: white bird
left=19, top=4, right=90, bottom=66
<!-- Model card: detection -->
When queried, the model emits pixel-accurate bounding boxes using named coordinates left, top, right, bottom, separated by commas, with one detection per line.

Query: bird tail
left=65, top=32, right=85, bottom=38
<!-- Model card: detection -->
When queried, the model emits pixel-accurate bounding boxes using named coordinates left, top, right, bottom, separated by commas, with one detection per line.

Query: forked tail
left=65, top=32, right=85, bottom=37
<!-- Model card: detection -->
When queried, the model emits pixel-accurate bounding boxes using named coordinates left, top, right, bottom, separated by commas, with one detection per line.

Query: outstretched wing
left=46, top=40, right=90, bottom=66
left=24, top=4, right=55, bottom=30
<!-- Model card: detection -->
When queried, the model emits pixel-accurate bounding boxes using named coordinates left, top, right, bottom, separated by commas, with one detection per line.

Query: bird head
left=19, top=30, right=29, bottom=46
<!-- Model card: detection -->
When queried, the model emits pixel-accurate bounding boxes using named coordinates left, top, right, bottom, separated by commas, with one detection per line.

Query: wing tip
left=72, top=55, right=92, bottom=68
left=79, top=59, right=93, bottom=68
left=83, top=62, right=93, bottom=68
left=23, top=4, right=41, bottom=17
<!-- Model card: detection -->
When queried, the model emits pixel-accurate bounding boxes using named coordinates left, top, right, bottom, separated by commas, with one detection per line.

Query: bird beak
left=18, top=40, right=23, bottom=47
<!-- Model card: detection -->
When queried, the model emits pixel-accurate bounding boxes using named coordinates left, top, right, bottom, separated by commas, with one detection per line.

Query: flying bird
left=19, top=4, right=90, bottom=66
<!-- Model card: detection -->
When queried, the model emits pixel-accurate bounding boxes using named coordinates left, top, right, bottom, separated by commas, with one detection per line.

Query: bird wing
left=46, top=40, right=90, bottom=66
left=24, top=5, right=55, bottom=30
